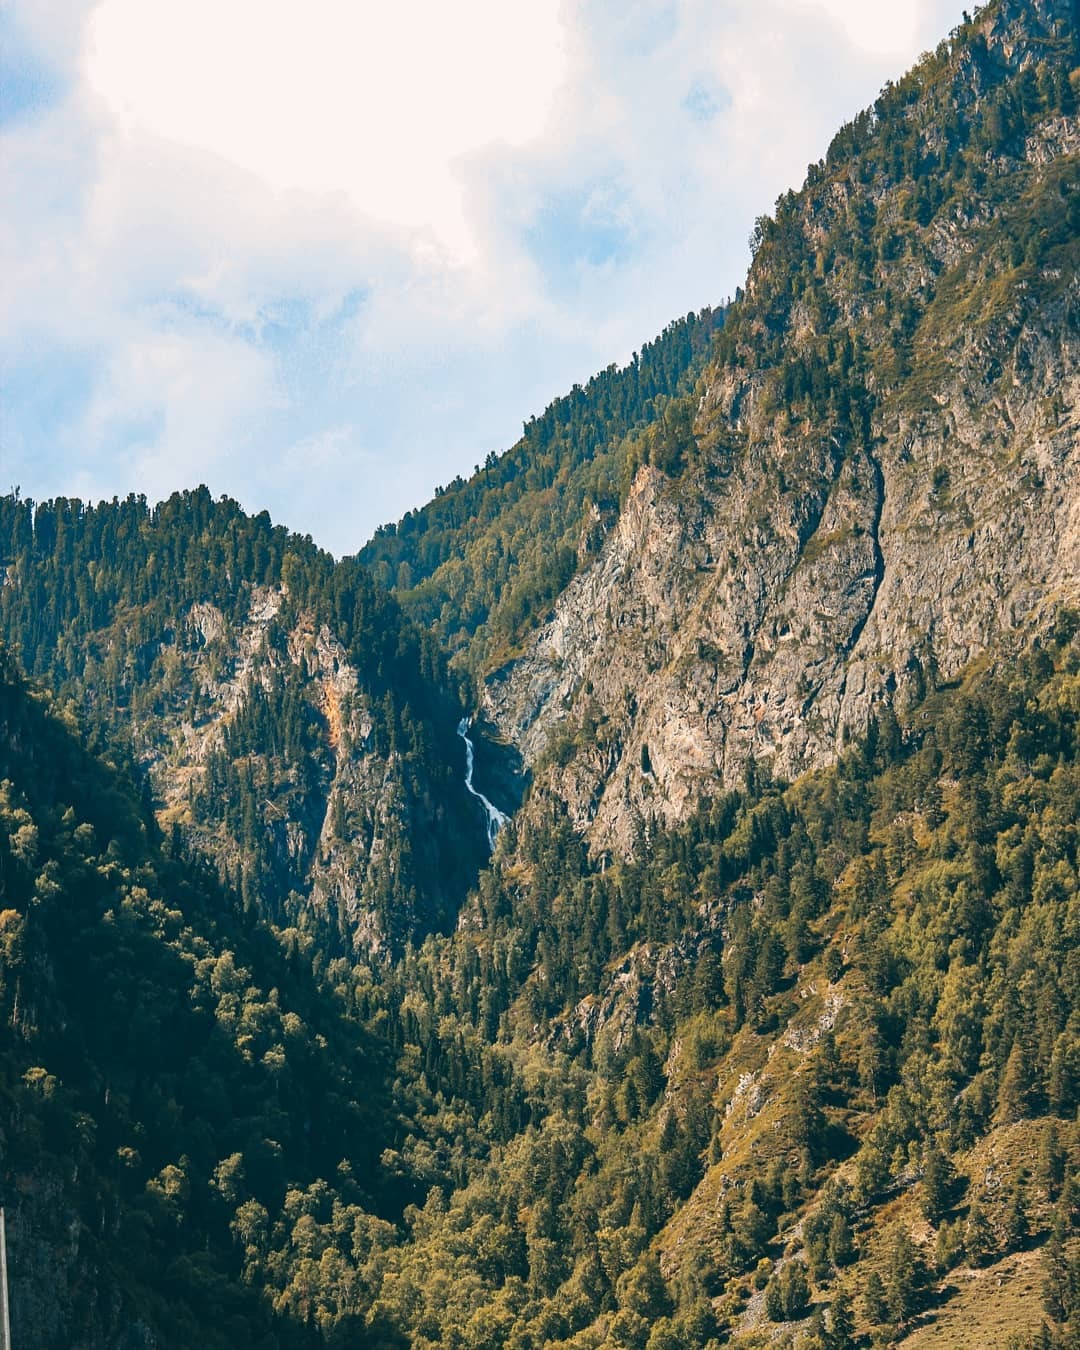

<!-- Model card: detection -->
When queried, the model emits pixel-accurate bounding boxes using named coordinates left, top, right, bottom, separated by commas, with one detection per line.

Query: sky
left=1, top=0, right=968, bottom=557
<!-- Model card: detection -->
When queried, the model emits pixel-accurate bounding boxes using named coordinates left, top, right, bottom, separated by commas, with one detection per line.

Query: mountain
left=471, top=0, right=1080, bottom=854
left=2, top=0, right=1080, bottom=1347
left=358, top=306, right=725, bottom=674
left=0, top=488, right=488, bottom=955
left=0, top=653, right=398, bottom=1347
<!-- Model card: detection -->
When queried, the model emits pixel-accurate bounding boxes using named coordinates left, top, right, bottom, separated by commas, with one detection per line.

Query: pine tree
left=886, top=1229, right=929, bottom=1324
left=921, top=1145, right=957, bottom=1225
left=965, top=1200, right=995, bottom=1267
left=1001, top=1175, right=1029, bottom=1252
left=1042, top=1215, right=1068, bottom=1322
left=765, top=1275, right=785, bottom=1322
left=863, top=1270, right=888, bottom=1326
left=828, top=1211, right=855, bottom=1268
left=827, top=1287, right=855, bottom=1350
left=783, top=1262, right=811, bottom=1319
left=765, top=1262, right=811, bottom=1321
left=996, top=1042, right=1033, bottom=1123
left=1036, top=1120, right=1066, bottom=1201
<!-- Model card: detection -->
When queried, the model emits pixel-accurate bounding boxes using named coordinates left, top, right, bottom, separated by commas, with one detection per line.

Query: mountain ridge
left=0, top=488, right=489, bottom=956
left=1, top=1, right=1079, bottom=1346
left=476, top=0, right=1080, bottom=853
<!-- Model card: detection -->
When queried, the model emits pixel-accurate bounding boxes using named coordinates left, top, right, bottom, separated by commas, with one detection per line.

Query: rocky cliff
left=0, top=491, right=487, bottom=954
left=153, top=584, right=462, bottom=951
left=483, top=0, right=1080, bottom=851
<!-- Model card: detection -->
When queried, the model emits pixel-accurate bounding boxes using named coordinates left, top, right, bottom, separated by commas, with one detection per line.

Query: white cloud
left=1, top=0, right=969, bottom=555
left=84, top=0, right=567, bottom=257
left=801, top=0, right=931, bottom=55
left=71, top=325, right=280, bottom=501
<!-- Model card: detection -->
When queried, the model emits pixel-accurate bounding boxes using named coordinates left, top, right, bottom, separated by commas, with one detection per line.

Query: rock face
left=141, top=584, right=484, bottom=952
left=488, top=312, right=1079, bottom=853
left=484, top=4, right=1080, bottom=851
left=0, top=489, right=490, bottom=955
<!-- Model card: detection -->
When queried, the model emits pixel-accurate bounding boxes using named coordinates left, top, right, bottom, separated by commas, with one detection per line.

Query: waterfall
left=457, top=717, right=508, bottom=852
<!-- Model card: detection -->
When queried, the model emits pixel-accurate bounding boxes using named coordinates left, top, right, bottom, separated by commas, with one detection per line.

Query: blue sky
left=1, top=0, right=967, bottom=556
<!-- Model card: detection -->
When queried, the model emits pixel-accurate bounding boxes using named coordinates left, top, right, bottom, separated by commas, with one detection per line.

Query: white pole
left=0, top=1206, right=10, bottom=1350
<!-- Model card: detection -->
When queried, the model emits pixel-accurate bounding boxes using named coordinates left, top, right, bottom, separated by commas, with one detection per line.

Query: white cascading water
left=457, top=717, right=508, bottom=851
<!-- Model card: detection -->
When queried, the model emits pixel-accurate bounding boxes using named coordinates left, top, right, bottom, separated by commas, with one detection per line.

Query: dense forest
left=0, top=489, right=488, bottom=952
left=0, top=652, right=396, bottom=1347
left=1, top=0, right=1079, bottom=1346
left=3, top=602, right=1079, bottom=1346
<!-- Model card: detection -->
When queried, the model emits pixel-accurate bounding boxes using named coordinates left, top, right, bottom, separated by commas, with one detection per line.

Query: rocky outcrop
left=484, top=40, right=1080, bottom=853
left=134, top=585, right=482, bottom=952
left=487, top=307, right=1079, bottom=851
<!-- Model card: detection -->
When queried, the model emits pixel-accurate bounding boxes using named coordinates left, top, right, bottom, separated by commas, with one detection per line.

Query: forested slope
left=316, top=613, right=1080, bottom=1348
left=1, top=0, right=1079, bottom=1346
left=0, top=489, right=487, bottom=953
left=6, top=612, right=1078, bottom=1346
left=358, top=307, right=724, bottom=672
left=0, top=654, right=399, bottom=1347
